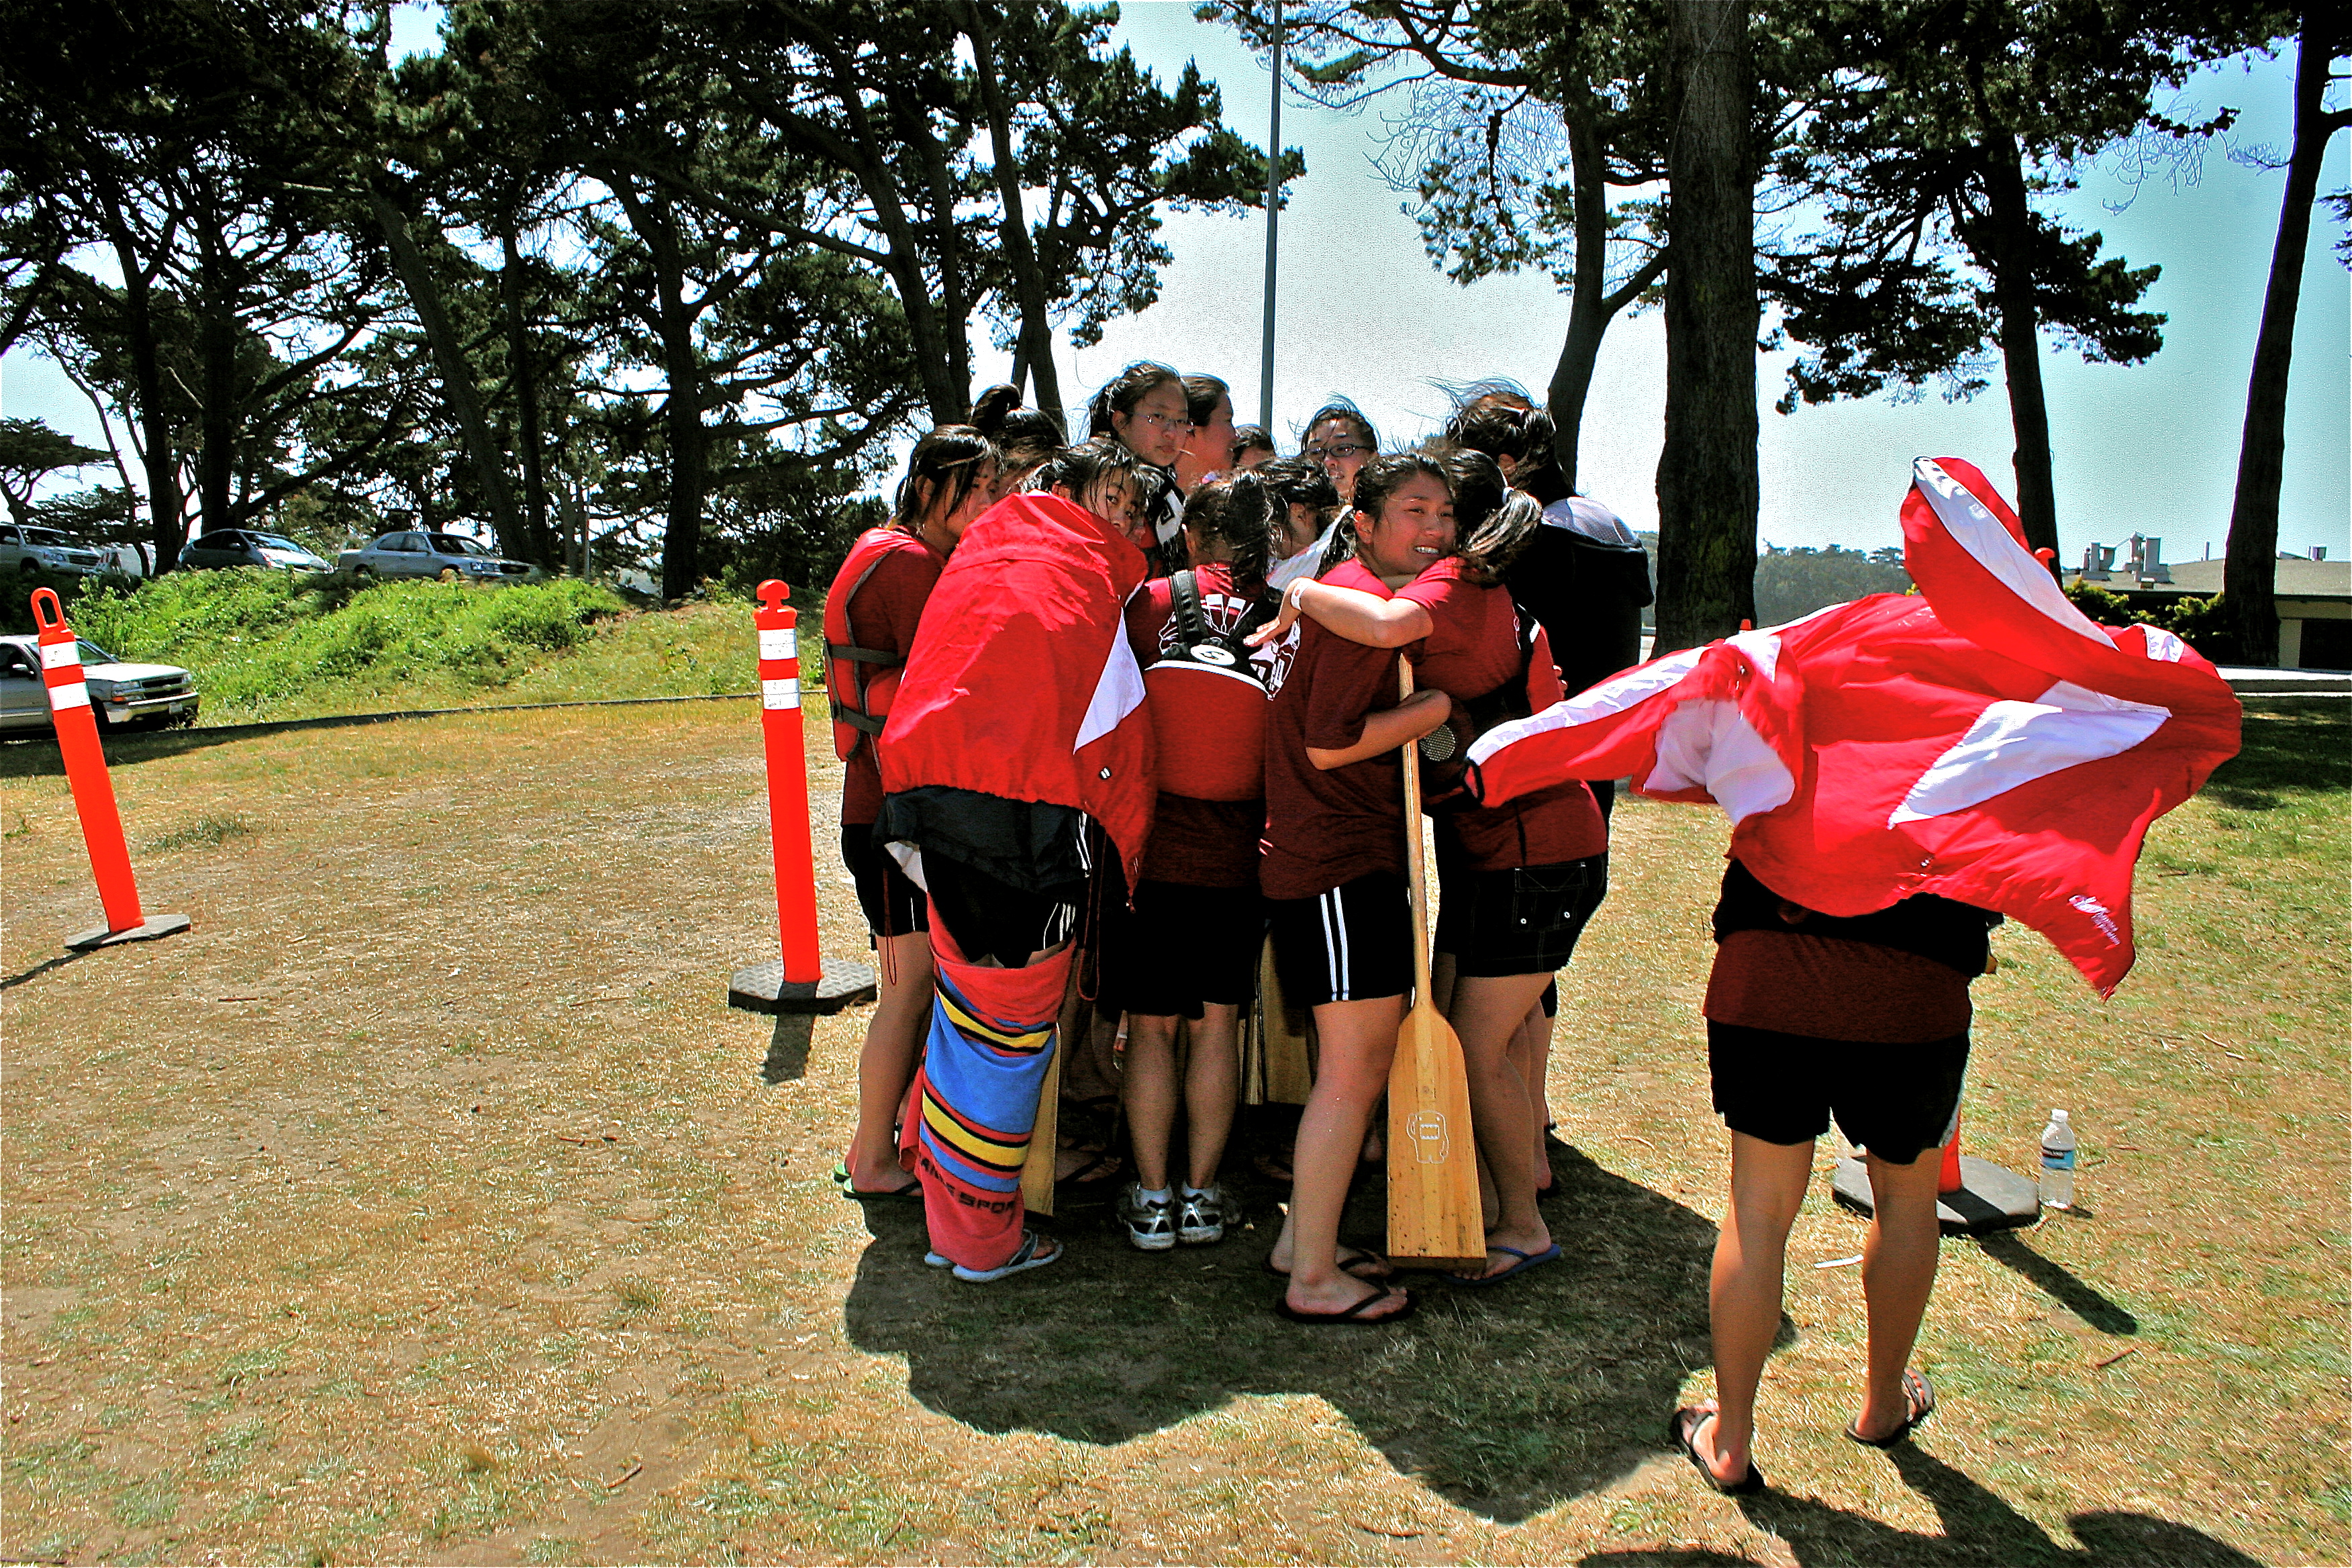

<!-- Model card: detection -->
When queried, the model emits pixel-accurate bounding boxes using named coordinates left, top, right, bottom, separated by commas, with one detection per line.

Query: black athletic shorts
left=1267, top=871, right=1412, bottom=1008
left=1434, top=855, right=1606, bottom=978
left=1106, top=880, right=1263, bottom=1019
left=1706, top=1020, right=1969, bottom=1165
left=922, top=852, right=1080, bottom=969
left=840, top=824, right=928, bottom=944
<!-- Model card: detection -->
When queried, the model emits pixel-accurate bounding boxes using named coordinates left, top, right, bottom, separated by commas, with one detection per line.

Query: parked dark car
left=337, top=531, right=546, bottom=584
left=179, top=530, right=334, bottom=573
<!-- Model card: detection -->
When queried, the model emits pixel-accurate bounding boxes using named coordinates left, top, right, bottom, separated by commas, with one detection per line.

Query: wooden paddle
left=1385, top=663, right=1487, bottom=1271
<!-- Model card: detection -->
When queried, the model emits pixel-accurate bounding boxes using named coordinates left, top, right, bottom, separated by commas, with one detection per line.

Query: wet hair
left=971, top=383, right=1065, bottom=473
left=1031, top=436, right=1152, bottom=512
left=1085, top=360, right=1184, bottom=442
left=1443, top=448, right=1542, bottom=583
left=1229, top=424, right=1277, bottom=466
left=1180, top=471, right=1279, bottom=601
left=1257, top=456, right=1338, bottom=517
left=892, top=426, right=995, bottom=532
left=1181, top=374, right=1230, bottom=426
left=1298, top=397, right=1377, bottom=453
left=1317, top=452, right=1449, bottom=574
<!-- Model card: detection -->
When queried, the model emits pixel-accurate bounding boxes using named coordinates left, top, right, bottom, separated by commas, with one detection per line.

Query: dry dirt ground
left=1, top=702, right=2342, bottom=1566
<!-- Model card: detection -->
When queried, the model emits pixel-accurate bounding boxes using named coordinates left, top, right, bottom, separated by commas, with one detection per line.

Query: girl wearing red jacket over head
left=1253, top=451, right=1610, bottom=1294
left=823, top=425, right=997, bottom=1203
left=875, top=439, right=1158, bottom=1282
left=1256, top=453, right=1456, bottom=1324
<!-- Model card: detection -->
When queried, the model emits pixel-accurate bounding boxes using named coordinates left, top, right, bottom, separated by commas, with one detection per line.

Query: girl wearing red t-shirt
left=1259, top=454, right=1455, bottom=1323
left=825, top=426, right=998, bottom=1202
left=1255, top=452, right=1609, bottom=1288
left=1108, top=473, right=1282, bottom=1253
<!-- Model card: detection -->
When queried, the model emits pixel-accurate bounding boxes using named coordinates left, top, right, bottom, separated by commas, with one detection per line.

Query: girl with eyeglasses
left=1297, top=399, right=1378, bottom=506
left=1088, top=361, right=1191, bottom=575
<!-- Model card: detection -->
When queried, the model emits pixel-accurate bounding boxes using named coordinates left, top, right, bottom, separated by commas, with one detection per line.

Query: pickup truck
left=0, top=634, right=199, bottom=733
left=339, top=531, right=544, bottom=583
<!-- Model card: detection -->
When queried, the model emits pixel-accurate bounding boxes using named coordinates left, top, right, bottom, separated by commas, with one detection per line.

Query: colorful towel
left=900, top=916, right=1071, bottom=1271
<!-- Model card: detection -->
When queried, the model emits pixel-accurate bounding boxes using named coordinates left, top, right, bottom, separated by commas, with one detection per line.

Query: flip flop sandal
left=1055, top=1147, right=1124, bottom=1186
left=832, top=1163, right=920, bottom=1202
left=1445, top=1242, right=1563, bottom=1287
left=1262, top=1246, right=1392, bottom=1282
left=1274, top=1284, right=1417, bottom=1326
left=1669, top=1407, right=1766, bottom=1496
left=1845, top=1367, right=1936, bottom=1448
left=950, top=1230, right=1063, bottom=1283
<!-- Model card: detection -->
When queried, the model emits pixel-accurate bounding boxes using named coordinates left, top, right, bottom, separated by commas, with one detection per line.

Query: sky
left=3, top=1, right=2343, bottom=564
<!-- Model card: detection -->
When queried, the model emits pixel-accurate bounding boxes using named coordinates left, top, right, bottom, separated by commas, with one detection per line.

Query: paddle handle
left=1398, top=660, right=1431, bottom=1003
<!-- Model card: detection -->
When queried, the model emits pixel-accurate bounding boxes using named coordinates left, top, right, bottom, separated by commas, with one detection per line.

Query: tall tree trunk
left=965, top=1, right=1065, bottom=432
left=2225, top=11, right=2346, bottom=667
left=97, top=195, right=183, bottom=570
left=1547, top=107, right=1612, bottom=493
left=1652, top=0, right=1758, bottom=654
left=366, top=187, right=524, bottom=556
left=611, top=179, right=706, bottom=600
left=1977, top=134, right=2061, bottom=564
left=500, top=222, right=554, bottom=567
left=193, top=186, right=237, bottom=538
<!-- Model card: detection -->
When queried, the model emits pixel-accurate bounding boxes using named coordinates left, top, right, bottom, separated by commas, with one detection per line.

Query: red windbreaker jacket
left=878, top=491, right=1158, bottom=884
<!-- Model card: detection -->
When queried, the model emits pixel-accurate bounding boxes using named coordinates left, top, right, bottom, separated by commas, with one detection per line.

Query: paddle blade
left=1385, top=999, right=1485, bottom=1269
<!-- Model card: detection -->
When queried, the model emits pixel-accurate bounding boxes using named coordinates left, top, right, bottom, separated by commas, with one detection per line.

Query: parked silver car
left=338, top=530, right=544, bottom=583
left=179, top=530, right=334, bottom=573
left=0, top=524, right=111, bottom=577
left=0, top=634, right=199, bottom=733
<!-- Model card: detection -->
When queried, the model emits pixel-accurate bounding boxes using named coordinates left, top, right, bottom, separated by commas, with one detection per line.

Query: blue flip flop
left=1446, top=1242, right=1563, bottom=1287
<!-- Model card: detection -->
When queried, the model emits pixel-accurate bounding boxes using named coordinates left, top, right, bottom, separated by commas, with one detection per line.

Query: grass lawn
left=0, top=695, right=2342, bottom=1565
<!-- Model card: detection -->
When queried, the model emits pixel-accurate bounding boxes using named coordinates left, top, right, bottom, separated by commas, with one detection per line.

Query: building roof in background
left=2162, top=557, right=2350, bottom=598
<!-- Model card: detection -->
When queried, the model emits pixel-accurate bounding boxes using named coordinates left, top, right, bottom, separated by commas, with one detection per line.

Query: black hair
left=1180, top=471, right=1279, bottom=601
left=1257, top=455, right=1338, bottom=516
left=971, top=383, right=1065, bottom=473
left=1180, top=374, right=1230, bottom=427
left=1229, top=424, right=1277, bottom=465
left=1032, top=436, right=1151, bottom=513
left=1317, top=452, right=1449, bottom=575
left=1442, top=448, right=1541, bottom=583
left=1298, top=397, right=1377, bottom=453
left=1440, top=382, right=1569, bottom=504
left=1085, top=360, right=1183, bottom=441
left=1433, top=375, right=1536, bottom=413
left=892, top=426, right=994, bottom=533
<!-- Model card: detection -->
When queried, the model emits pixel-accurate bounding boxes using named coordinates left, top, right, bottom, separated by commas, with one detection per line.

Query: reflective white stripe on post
left=48, top=681, right=90, bottom=709
left=758, top=628, right=797, bottom=663
left=41, top=642, right=79, bottom=670
left=762, top=678, right=801, bottom=710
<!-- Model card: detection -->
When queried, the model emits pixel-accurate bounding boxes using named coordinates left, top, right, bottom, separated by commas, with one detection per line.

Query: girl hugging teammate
left=1107, top=473, right=1285, bottom=1254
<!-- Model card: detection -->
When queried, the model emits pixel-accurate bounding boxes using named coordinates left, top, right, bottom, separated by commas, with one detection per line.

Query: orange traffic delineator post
left=728, top=579, right=875, bottom=1025
left=1832, top=1109, right=2040, bottom=1236
left=30, top=588, right=190, bottom=952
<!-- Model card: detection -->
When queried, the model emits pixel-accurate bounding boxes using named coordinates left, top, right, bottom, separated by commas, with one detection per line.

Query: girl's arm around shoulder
left=1248, top=576, right=1432, bottom=650
left=1306, top=688, right=1451, bottom=770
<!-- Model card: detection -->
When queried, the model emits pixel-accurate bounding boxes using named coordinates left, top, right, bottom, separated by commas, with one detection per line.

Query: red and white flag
left=1465, top=457, right=2241, bottom=995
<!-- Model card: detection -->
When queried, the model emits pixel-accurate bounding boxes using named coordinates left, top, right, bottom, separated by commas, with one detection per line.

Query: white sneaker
left=1117, top=1183, right=1177, bottom=1252
left=1178, top=1183, right=1228, bottom=1246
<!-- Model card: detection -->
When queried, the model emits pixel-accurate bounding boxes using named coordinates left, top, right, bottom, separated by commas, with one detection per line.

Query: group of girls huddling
left=822, top=361, right=1655, bottom=1328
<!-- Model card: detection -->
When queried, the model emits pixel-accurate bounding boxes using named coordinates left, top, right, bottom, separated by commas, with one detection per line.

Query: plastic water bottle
left=2039, top=1110, right=2077, bottom=1210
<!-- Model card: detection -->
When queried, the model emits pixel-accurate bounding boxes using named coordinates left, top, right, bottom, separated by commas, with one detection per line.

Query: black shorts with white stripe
left=1267, top=871, right=1412, bottom=1007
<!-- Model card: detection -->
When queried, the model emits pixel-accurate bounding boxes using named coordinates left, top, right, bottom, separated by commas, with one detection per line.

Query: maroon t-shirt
left=1125, top=562, right=1268, bottom=889
left=1259, top=559, right=1409, bottom=901
left=1398, top=557, right=1606, bottom=872
left=826, top=528, right=947, bottom=826
left=1705, top=930, right=1973, bottom=1042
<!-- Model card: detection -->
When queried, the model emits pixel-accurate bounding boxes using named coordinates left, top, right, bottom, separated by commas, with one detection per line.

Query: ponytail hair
left=971, top=382, right=1065, bottom=475
left=1181, top=471, right=1279, bottom=601
left=892, top=425, right=995, bottom=534
left=1444, top=449, right=1540, bottom=583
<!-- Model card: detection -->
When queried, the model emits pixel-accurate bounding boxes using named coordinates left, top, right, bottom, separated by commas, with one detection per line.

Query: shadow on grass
left=0, top=725, right=262, bottom=777
left=2202, top=699, right=2350, bottom=812
left=1584, top=1443, right=2263, bottom=1565
left=843, top=1142, right=1719, bottom=1523
left=1975, top=1232, right=2137, bottom=1335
